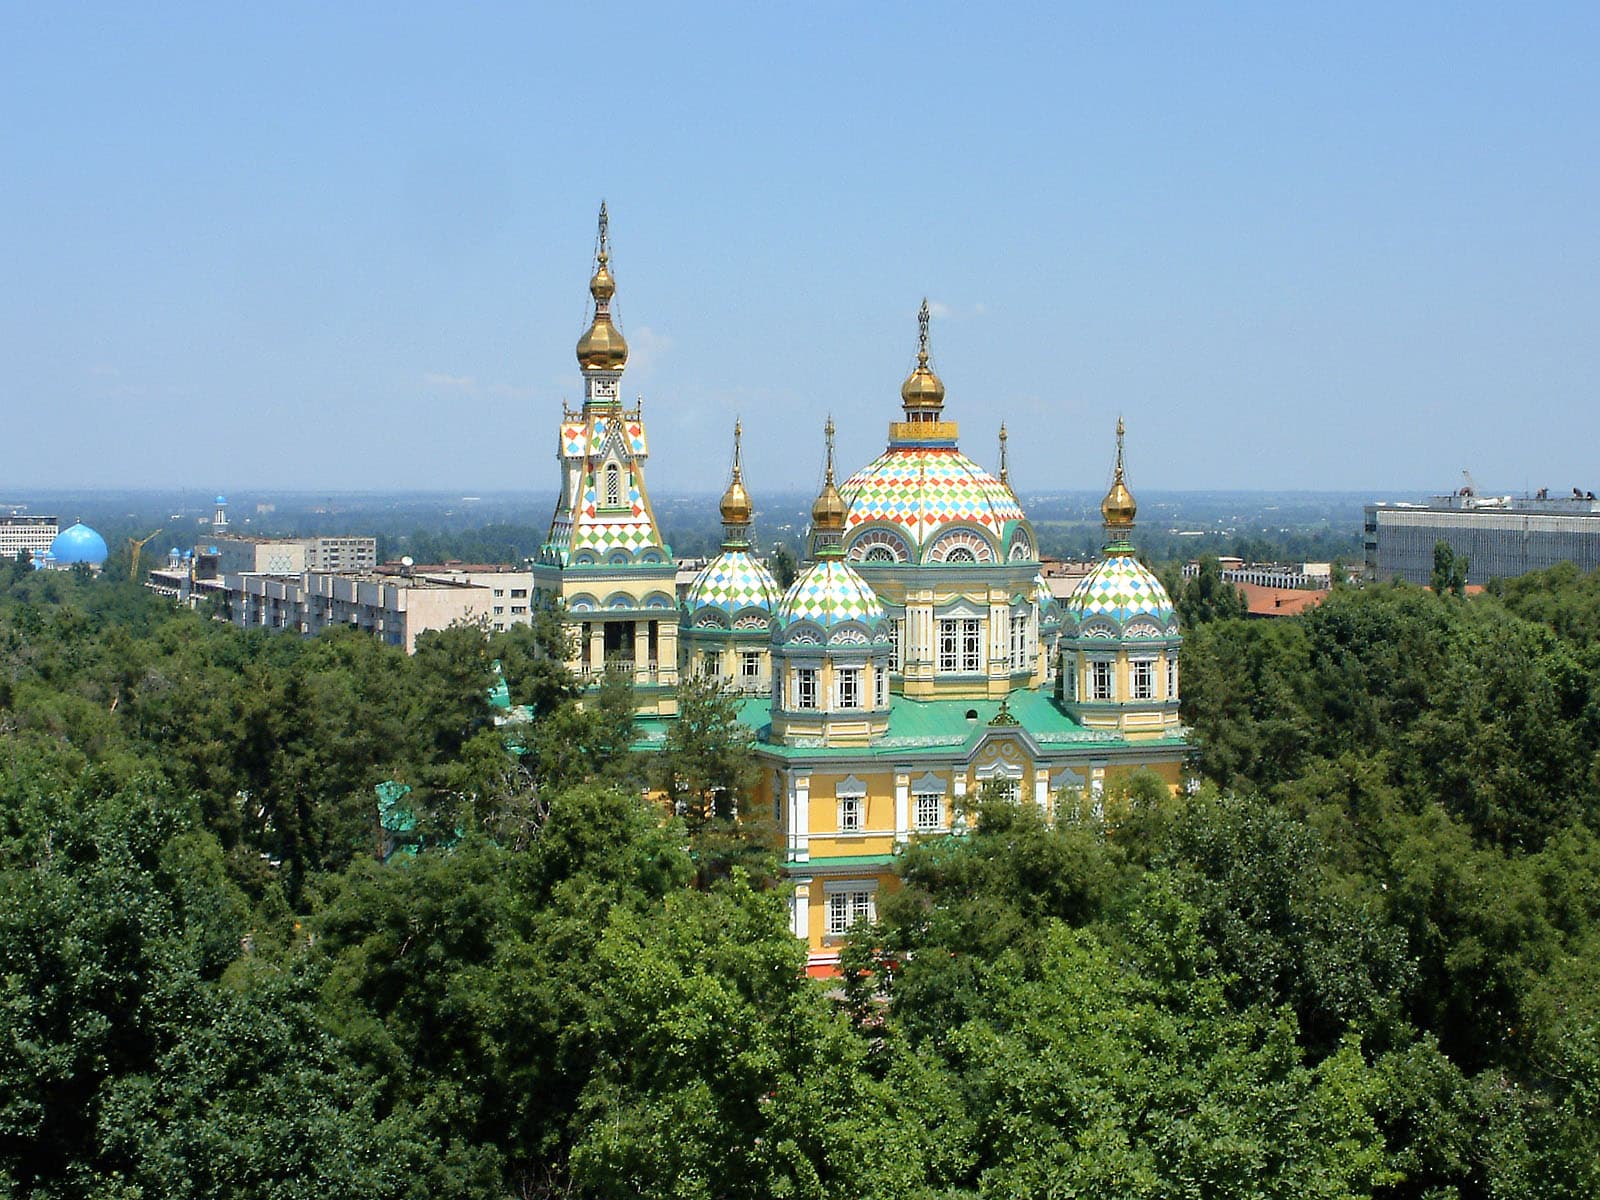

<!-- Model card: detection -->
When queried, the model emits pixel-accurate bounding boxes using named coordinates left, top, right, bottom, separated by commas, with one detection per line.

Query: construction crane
left=127, top=528, right=163, bottom=582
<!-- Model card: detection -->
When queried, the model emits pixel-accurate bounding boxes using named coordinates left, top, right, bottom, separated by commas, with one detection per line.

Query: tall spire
left=718, top=418, right=754, bottom=544
left=999, top=422, right=1010, bottom=488
left=900, top=297, right=946, bottom=419
left=1100, top=416, right=1137, bottom=540
left=575, top=201, right=629, bottom=390
left=810, top=415, right=847, bottom=557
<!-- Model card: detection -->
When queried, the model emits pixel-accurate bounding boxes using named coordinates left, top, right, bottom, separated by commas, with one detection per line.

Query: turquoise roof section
left=723, top=689, right=1183, bottom=761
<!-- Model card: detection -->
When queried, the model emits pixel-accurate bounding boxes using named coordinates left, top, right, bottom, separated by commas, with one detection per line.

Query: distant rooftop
left=1374, top=488, right=1600, bottom=515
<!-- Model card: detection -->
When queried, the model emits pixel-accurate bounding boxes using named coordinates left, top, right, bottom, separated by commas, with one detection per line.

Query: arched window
left=603, top=463, right=623, bottom=507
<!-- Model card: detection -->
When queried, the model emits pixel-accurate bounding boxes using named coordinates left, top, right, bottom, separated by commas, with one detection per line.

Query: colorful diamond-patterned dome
left=840, top=446, right=1027, bottom=556
left=1067, top=549, right=1176, bottom=633
left=776, top=559, right=886, bottom=629
left=685, top=549, right=782, bottom=618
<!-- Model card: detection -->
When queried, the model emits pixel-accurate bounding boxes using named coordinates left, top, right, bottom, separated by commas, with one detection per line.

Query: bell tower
left=533, top=203, right=679, bottom=715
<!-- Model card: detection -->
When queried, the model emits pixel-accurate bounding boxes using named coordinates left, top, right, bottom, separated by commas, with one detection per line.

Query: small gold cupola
left=810, top=416, right=847, bottom=555
left=575, top=201, right=629, bottom=374
left=900, top=297, right=946, bottom=418
left=719, top=419, right=754, bottom=541
left=1100, top=417, right=1138, bottom=532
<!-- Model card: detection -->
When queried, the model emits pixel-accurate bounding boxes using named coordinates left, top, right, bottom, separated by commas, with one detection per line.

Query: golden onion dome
left=576, top=207, right=628, bottom=371
left=812, top=415, right=847, bottom=533
left=900, top=350, right=946, bottom=410
left=1100, top=417, right=1137, bottom=528
left=812, top=480, right=847, bottom=531
left=576, top=312, right=628, bottom=371
left=589, top=255, right=616, bottom=303
left=721, top=477, right=752, bottom=525
left=720, top=419, right=754, bottom=526
left=1101, top=477, right=1137, bottom=527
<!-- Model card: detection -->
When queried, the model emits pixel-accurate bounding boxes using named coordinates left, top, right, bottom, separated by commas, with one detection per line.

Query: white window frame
left=1089, top=658, right=1114, bottom=701
left=837, top=794, right=863, bottom=832
left=603, top=462, right=623, bottom=508
left=914, top=791, right=943, bottom=832
left=1167, top=657, right=1179, bottom=699
left=741, top=651, right=761, bottom=682
left=795, top=667, right=818, bottom=709
left=1010, top=613, right=1028, bottom=670
left=1131, top=657, right=1155, bottom=701
left=825, top=887, right=876, bottom=935
left=837, top=666, right=863, bottom=709
left=938, top=617, right=982, bottom=673
left=962, top=619, right=981, bottom=672
left=875, top=665, right=888, bottom=708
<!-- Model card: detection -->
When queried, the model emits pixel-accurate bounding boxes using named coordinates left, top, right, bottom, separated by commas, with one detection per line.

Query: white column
left=791, top=880, right=811, bottom=940
left=894, top=771, right=910, bottom=845
left=634, top=619, right=650, bottom=682
left=1034, top=767, right=1049, bottom=811
left=789, top=772, right=811, bottom=862
left=989, top=595, right=1008, bottom=678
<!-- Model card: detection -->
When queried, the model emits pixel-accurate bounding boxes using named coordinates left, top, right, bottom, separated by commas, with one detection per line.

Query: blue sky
left=4, top=3, right=1597, bottom=496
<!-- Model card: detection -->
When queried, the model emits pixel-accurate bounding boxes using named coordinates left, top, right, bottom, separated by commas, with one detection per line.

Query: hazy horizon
left=6, top=6, right=1596, bottom=494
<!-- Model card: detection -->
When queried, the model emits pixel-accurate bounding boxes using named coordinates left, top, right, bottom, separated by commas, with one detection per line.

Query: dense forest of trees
left=2, top=555, right=1598, bottom=1197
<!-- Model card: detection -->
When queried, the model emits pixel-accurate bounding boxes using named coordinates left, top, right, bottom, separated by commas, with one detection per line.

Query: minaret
left=809, top=416, right=848, bottom=559
left=720, top=419, right=754, bottom=548
left=575, top=201, right=629, bottom=409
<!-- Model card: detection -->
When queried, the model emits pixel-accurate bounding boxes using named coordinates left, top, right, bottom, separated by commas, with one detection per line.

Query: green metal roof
left=784, top=853, right=898, bottom=871
left=631, top=688, right=1187, bottom=760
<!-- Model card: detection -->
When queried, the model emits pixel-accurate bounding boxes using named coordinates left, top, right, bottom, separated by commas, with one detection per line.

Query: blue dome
left=215, top=494, right=227, bottom=505
left=50, top=523, right=109, bottom=566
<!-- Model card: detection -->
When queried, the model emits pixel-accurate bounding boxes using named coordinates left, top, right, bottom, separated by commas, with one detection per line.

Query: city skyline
left=5, top=4, right=1598, bottom=495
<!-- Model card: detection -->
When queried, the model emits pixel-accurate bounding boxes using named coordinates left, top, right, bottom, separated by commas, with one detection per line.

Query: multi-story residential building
left=377, top=563, right=538, bottom=633
left=210, top=535, right=378, bottom=576
left=227, top=571, right=491, bottom=652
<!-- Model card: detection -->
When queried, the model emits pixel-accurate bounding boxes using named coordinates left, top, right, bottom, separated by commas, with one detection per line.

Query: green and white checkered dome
left=685, top=548, right=782, bottom=618
left=1067, top=544, right=1176, bottom=633
left=775, top=558, right=887, bottom=629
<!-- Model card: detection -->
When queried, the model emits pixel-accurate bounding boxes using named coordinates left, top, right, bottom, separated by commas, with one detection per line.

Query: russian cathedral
left=535, top=208, right=1186, bottom=974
